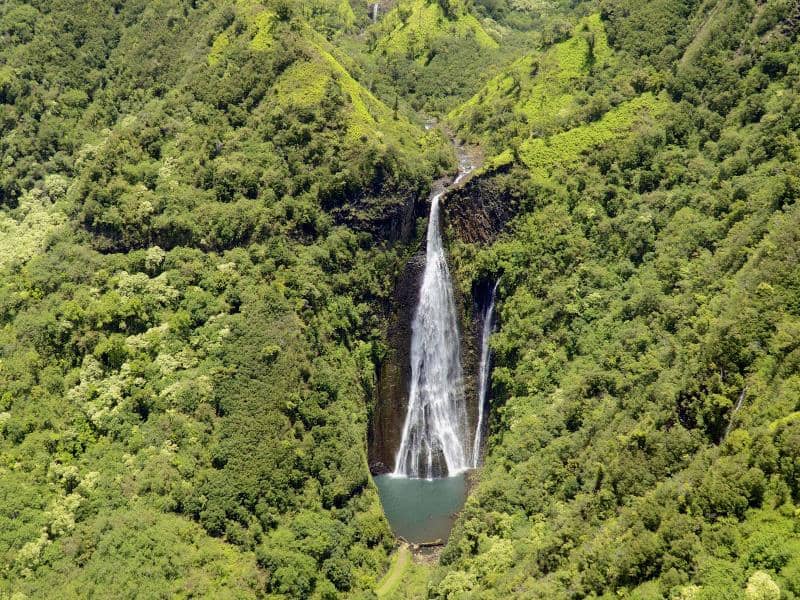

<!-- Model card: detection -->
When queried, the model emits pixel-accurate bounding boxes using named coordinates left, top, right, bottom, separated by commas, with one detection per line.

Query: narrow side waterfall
left=371, top=3, right=379, bottom=22
left=471, top=280, right=498, bottom=468
left=393, top=177, right=469, bottom=479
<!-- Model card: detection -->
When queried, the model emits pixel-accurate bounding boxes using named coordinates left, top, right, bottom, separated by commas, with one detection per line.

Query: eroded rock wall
left=443, top=165, right=517, bottom=245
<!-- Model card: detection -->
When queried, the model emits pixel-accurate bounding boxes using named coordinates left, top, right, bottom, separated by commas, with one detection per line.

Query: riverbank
left=376, top=542, right=441, bottom=599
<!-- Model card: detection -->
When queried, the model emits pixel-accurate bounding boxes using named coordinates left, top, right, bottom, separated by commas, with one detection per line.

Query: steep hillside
left=0, top=0, right=452, bottom=596
left=370, top=0, right=498, bottom=61
left=434, top=0, right=800, bottom=597
left=449, top=13, right=612, bottom=143
left=357, top=0, right=544, bottom=113
left=3, top=0, right=800, bottom=597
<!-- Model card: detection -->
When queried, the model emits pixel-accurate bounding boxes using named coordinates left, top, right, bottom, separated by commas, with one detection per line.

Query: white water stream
left=471, top=280, right=498, bottom=468
left=393, top=165, right=475, bottom=478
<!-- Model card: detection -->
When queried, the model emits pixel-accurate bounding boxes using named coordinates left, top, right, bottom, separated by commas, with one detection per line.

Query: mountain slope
left=371, top=0, right=498, bottom=62
left=0, top=0, right=451, bottom=597
left=433, top=0, right=800, bottom=597
left=2, top=0, right=800, bottom=597
left=449, top=13, right=612, bottom=141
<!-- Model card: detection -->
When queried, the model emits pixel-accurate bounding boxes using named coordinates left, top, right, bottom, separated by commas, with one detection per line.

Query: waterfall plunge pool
left=374, top=474, right=468, bottom=543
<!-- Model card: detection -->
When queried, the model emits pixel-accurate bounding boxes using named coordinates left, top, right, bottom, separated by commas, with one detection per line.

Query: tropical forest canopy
left=1, top=0, right=799, bottom=598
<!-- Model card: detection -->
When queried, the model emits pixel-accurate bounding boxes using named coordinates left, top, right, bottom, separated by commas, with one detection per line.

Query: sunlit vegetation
left=517, top=91, right=670, bottom=177
left=439, top=0, right=800, bottom=597
left=0, top=0, right=451, bottom=596
left=449, top=13, right=612, bottom=140
left=370, top=0, right=498, bottom=62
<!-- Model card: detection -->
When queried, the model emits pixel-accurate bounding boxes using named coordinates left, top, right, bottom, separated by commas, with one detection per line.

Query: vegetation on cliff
left=438, top=0, right=800, bottom=598
left=0, top=0, right=450, bottom=596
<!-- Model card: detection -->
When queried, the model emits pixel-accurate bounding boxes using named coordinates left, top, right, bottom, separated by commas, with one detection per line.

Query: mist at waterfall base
left=374, top=161, right=498, bottom=543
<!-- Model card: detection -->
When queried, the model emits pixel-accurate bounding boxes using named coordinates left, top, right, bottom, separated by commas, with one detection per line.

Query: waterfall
left=371, top=3, right=378, bottom=22
left=393, top=172, right=470, bottom=479
left=724, top=386, right=748, bottom=439
left=471, top=280, right=498, bottom=468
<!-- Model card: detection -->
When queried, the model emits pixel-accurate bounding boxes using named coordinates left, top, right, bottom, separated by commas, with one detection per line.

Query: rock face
left=369, top=250, right=425, bottom=475
left=366, top=175, right=435, bottom=475
left=367, top=167, right=513, bottom=475
left=369, top=246, right=483, bottom=476
left=328, top=184, right=426, bottom=243
left=442, top=164, right=517, bottom=245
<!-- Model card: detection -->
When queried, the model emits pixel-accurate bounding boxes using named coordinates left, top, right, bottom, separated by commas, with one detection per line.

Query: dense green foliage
left=3, top=0, right=800, bottom=597
left=0, top=0, right=451, bottom=596
left=435, top=0, right=800, bottom=597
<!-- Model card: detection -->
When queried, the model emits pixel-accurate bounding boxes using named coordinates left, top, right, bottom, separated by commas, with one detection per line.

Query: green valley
left=1, top=0, right=800, bottom=598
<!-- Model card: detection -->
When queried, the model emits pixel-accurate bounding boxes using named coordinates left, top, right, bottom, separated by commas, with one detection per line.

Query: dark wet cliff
left=442, top=164, right=518, bottom=245
left=369, top=249, right=424, bottom=474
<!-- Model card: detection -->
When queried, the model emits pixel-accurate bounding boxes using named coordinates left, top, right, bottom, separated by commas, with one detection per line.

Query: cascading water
left=371, top=3, right=378, bottom=22
left=374, top=155, right=499, bottom=541
left=393, top=169, right=471, bottom=479
left=471, top=280, right=498, bottom=468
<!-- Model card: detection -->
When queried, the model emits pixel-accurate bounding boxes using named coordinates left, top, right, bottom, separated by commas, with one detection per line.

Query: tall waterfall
left=371, top=3, right=378, bottom=21
left=472, top=280, right=498, bottom=468
left=393, top=173, right=470, bottom=479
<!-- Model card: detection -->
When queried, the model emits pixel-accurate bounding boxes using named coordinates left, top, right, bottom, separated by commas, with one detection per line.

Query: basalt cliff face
left=329, top=183, right=429, bottom=244
left=442, top=165, right=518, bottom=245
left=369, top=249, right=425, bottom=475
